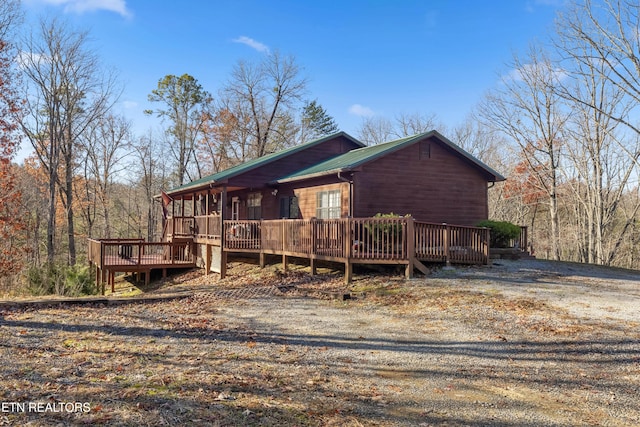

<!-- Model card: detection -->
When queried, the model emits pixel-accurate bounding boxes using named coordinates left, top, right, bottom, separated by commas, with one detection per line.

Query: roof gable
left=167, top=131, right=364, bottom=195
left=275, top=130, right=505, bottom=183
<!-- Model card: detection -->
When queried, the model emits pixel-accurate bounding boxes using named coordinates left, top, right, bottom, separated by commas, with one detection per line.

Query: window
left=280, top=196, right=299, bottom=219
left=316, top=190, right=341, bottom=219
left=247, top=193, right=262, bottom=220
left=420, top=141, right=431, bottom=160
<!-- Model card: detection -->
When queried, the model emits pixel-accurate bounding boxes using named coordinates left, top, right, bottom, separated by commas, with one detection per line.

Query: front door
left=231, top=197, right=240, bottom=220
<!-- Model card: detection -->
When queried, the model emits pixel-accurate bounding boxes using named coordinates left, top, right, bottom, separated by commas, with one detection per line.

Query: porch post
left=444, top=223, right=451, bottom=266
left=205, top=191, right=210, bottom=238
left=205, top=244, right=211, bottom=276
left=344, top=218, right=352, bottom=284
left=281, top=220, right=288, bottom=271
left=220, top=186, right=228, bottom=279
left=405, top=216, right=415, bottom=279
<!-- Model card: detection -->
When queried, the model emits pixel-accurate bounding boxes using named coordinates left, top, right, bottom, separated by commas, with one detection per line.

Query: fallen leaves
left=0, top=261, right=638, bottom=426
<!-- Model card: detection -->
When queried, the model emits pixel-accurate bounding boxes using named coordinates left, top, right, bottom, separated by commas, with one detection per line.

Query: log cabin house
left=88, top=130, right=506, bottom=292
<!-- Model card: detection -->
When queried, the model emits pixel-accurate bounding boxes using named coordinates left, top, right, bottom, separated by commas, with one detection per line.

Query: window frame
left=316, top=189, right=341, bottom=219
left=247, top=192, right=262, bottom=220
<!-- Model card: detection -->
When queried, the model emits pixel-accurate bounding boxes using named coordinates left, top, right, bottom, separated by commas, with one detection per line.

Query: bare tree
left=221, top=51, right=307, bottom=158
left=132, top=131, right=169, bottom=241
left=555, top=0, right=640, bottom=136
left=20, top=17, right=117, bottom=265
left=480, top=45, right=569, bottom=260
left=82, top=114, right=131, bottom=238
left=356, top=112, right=442, bottom=146
left=553, top=3, right=640, bottom=265
left=356, top=116, right=394, bottom=146
left=451, top=117, right=503, bottom=163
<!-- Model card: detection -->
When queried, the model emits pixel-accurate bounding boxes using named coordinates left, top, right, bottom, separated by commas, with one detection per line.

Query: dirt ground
left=0, top=258, right=639, bottom=426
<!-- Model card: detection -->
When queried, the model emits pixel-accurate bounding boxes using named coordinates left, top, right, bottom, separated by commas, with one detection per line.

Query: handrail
left=223, top=217, right=489, bottom=264
left=87, top=239, right=196, bottom=269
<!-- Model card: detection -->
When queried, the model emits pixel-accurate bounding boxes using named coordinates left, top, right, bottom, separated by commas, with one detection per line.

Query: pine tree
left=301, top=100, right=339, bottom=139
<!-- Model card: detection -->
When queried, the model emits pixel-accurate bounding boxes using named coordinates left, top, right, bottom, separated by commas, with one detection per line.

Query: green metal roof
left=166, top=131, right=364, bottom=195
left=274, top=130, right=505, bottom=183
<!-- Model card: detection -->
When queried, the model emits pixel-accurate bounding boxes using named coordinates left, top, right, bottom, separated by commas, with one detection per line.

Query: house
left=88, top=130, right=506, bottom=291
left=164, top=130, right=504, bottom=224
left=271, top=130, right=504, bottom=225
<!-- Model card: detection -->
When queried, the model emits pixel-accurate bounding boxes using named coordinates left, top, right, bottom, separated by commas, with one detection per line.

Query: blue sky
left=18, top=0, right=566, bottom=159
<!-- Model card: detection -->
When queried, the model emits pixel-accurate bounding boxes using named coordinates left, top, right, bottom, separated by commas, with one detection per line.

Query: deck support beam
left=205, top=244, right=211, bottom=275
left=220, top=250, right=227, bottom=279
left=344, top=261, right=352, bottom=284
left=405, top=217, right=415, bottom=279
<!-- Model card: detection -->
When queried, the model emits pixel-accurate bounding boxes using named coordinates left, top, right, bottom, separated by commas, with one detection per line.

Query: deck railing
left=165, top=216, right=195, bottom=239
left=87, top=238, right=196, bottom=269
left=224, top=217, right=489, bottom=264
left=194, top=214, right=222, bottom=239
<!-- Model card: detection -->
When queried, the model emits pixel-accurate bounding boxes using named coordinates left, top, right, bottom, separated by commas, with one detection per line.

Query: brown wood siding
left=228, top=135, right=359, bottom=188
left=292, top=181, right=349, bottom=219
left=352, top=137, right=489, bottom=225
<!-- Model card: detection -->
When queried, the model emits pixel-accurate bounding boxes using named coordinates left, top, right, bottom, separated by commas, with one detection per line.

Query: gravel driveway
left=0, top=258, right=638, bottom=426
left=209, top=259, right=640, bottom=426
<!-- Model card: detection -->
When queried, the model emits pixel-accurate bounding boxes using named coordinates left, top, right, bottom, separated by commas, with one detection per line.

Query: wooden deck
left=90, top=217, right=505, bottom=288
left=87, top=238, right=196, bottom=294
left=222, top=217, right=491, bottom=282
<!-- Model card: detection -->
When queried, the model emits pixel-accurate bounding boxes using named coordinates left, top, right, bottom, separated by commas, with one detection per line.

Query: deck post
left=281, top=220, right=288, bottom=271
left=344, top=218, right=351, bottom=259
left=220, top=250, right=227, bottom=279
left=345, top=261, right=352, bottom=284
left=205, top=244, right=211, bottom=275
left=405, top=216, right=415, bottom=279
left=484, top=227, right=490, bottom=265
left=260, top=252, right=265, bottom=268
left=443, top=223, right=451, bottom=266
left=308, top=219, right=316, bottom=275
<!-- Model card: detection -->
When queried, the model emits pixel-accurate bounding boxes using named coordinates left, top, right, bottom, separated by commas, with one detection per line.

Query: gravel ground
left=208, top=259, right=640, bottom=426
left=0, top=258, right=639, bottom=426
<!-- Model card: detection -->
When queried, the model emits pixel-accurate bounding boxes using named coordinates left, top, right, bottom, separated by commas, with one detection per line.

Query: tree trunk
left=65, top=145, right=76, bottom=266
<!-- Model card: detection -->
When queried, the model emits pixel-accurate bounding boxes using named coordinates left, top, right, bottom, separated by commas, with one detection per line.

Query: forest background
left=2, top=0, right=640, bottom=295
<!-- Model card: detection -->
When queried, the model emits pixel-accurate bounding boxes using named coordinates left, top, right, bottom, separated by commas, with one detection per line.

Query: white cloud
left=15, top=51, right=48, bottom=69
left=122, top=100, right=138, bottom=109
left=506, top=62, right=568, bottom=84
left=232, top=36, right=270, bottom=53
left=29, top=0, right=132, bottom=18
left=348, top=104, right=375, bottom=117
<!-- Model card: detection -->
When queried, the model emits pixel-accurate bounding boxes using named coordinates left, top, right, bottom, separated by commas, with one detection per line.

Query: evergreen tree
left=301, top=100, right=339, bottom=139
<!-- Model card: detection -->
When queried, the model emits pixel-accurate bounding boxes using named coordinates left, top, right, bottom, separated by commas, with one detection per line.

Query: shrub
left=26, top=263, right=96, bottom=296
left=476, top=220, right=521, bottom=248
left=366, top=213, right=404, bottom=237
